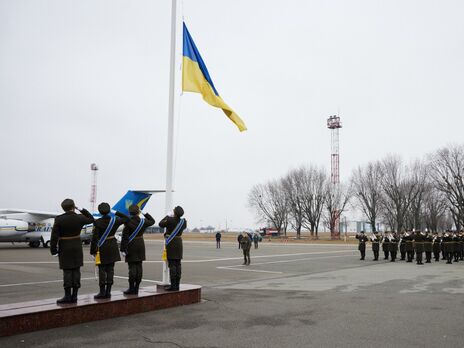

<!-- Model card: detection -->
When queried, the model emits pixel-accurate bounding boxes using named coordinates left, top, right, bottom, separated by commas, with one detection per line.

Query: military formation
left=356, top=230, right=464, bottom=265
left=50, top=198, right=186, bottom=304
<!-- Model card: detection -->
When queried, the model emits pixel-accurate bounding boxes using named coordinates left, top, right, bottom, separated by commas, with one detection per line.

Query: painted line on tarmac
left=0, top=250, right=356, bottom=265
left=0, top=277, right=95, bottom=288
left=221, top=254, right=356, bottom=269
left=182, top=250, right=356, bottom=263
left=217, top=267, right=283, bottom=274
left=145, top=240, right=356, bottom=247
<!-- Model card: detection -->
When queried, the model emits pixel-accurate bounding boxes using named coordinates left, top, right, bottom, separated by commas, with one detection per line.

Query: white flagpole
left=163, top=0, right=180, bottom=285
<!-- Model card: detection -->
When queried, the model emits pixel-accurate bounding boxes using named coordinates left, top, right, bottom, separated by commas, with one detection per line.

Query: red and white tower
left=327, top=115, right=342, bottom=239
left=90, top=163, right=98, bottom=212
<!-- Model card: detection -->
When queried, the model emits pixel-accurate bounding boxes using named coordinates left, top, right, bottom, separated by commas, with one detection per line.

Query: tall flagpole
left=163, top=0, right=180, bottom=285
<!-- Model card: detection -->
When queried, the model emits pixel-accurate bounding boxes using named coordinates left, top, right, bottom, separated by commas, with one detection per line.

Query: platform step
left=0, top=284, right=201, bottom=337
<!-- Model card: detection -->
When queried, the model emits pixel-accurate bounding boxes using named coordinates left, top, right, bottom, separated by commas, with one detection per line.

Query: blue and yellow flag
left=182, top=23, right=247, bottom=132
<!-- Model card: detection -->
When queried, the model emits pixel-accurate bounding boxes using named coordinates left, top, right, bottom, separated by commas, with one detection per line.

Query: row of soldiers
left=356, top=230, right=464, bottom=265
left=50, top=199, right=186, bottom=304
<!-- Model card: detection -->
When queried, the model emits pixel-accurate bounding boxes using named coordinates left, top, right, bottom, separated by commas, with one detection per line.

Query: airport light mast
left=90, top=163, right=98, bottom=212
left=327, top=115, right=342, bottom=240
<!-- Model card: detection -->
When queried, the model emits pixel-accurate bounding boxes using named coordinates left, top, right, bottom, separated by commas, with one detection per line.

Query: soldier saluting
left=50, top=199, right=94, bottom=304
left=413, top=230, right=425, bottom=265
left=90, top=203, right=129, bottom=299
left=159, top=206, right=187, bottom=291
left=381, top=233, right=390, bottom=260
left=370, top=231, right=380, bottom=261
left=424, top=230, right=433, bottom=263
left=389, top=233, right=399, bottom=262
left=120, top=205, right=155, bottom=295
left=356, top=231, right=368, bottom=260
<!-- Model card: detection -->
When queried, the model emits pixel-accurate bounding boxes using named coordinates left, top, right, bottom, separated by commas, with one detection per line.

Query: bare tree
left=324, top=182, right=351, bottom=239
left=422, top=183, right=448, bottom=232
left=248, top=180, right=289, bottom=234
left=403, top=160, right=428, bottom=230
left=300, top=166, right=327, bottom=239
left=380, top=155, right=423, bottom=232
left=429, top=145, right=464, bottom=230
left=282, top=168, right=306, bottom=238
left=351, top=161, right=383, bottom=232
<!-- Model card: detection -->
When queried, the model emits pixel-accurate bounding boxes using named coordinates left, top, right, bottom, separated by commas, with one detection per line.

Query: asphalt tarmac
left=1, top=240, right=464, bottom=347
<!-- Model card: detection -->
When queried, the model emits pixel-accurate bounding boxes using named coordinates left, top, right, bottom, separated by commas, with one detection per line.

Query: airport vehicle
left=0, top=190, right=159, bottom=248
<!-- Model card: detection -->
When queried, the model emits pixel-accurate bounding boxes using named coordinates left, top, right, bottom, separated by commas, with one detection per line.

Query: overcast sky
left=1, top=0, right=463, bottom=229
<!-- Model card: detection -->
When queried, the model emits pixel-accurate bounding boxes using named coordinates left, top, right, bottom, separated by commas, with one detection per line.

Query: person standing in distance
left=215, top=231, right=222, bottom=249
left=240, top=232, right=252, bottom=265
left=50, top=199, right=95, bottom=304
left=90, top=203, right=129, bottom=299
left=159, top=206, right=187, bottom=291
left=355, top=231, right=368, bottom=260
left=120, top=205, right=155, bottom=295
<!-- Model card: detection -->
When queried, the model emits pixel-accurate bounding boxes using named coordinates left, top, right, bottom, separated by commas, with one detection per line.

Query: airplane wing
left=0, top=209, right=59, bottom=219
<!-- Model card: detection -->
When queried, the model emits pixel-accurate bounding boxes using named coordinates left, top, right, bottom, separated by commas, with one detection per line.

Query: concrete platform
left=0, top=284, right=201, bottom=337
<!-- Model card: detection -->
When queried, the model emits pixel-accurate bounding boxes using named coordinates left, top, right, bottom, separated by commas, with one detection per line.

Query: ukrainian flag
left=182, top=23, right=247, bottom=132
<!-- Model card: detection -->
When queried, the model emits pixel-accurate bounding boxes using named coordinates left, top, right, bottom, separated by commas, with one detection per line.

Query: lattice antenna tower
left=327, top=116, right=342, bottom=239
left=327, top=115, right=342, bottom=185
left=90, top=163, right=98, bottom=212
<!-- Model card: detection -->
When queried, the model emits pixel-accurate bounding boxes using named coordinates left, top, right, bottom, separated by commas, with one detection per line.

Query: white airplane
left=0, top=190, right=160, bottom=248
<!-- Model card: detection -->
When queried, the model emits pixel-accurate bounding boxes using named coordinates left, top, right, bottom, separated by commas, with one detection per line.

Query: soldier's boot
left=123, top=281, right=136, bottom=295
left=103, top=284, right=112, bottom=299
left=134, top=282, right=140, bottom=295
left=247, top=258, right=251, bottom=265
left=56, top=287, right=72, bottom=304
left=243, top=258, right=247, bottom=265
left=165, top=277, right=177, bottom=291
left=71, top=287, right=79, bottom=303
left=176, top=277, right=181, bottom=291
left=94, top=285, right=106, bottom=299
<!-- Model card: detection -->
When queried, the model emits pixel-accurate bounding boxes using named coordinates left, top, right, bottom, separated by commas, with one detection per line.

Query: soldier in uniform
left=452, top=232, right=460, bottom=262
left=90, top=203, right=129, bottom=299
left=370, top=231, right=380, bottom=261
left=389, top=233, right=399, bottom=262
left=237, top=233, right=243, bottom=249
left=399, top=231, right=407, bottom=260
left=413, top=230, right=425, bottom=265
left=404, top=231, right=414, bottom=262
left=355, top=231, right=368, bottom=260
left=432, top=232, right=441, bottom=262
left=240, top=232, right=252, bottom=265
left=442, top=232, right=453, bottom=264
left=159, top=206, right=187, bottom=291
left=120, top=205, right=155, bottom=295
left=459, top=231, right=464, bottom=261
left=50, top=199, right=94, bottom=304
left=215, top=231, right=221, bottom=248
left=381, top=233, right=390, bottom=260
left=423, top=231, right=433, bottom=263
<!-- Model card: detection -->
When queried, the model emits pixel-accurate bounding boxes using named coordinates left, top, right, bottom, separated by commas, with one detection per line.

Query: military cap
left=128, top=205, right=140, bottom=215
left=98, top=202, right=111, bottom=215
left=174, top=206, right=184, bottom=217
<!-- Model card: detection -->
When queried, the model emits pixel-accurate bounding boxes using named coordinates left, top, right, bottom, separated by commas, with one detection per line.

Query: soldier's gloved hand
left=121, top=251, right=127, bottom=258
left=90, top=254, right=95, bottom=260
left=52, top=253, right=59, bottom=257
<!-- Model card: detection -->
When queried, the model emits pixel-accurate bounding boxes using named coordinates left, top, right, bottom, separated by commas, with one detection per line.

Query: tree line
left=248, top=145, right=464, bottom=238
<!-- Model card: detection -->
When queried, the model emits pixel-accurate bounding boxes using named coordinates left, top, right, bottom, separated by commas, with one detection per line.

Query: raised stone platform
left=0, top=284, right=201, bottom=337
